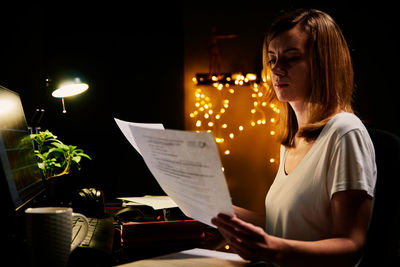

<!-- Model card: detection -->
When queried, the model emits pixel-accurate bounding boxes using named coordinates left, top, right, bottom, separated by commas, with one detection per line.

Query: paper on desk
left=118, top=195, right=178, bottom=210
left=116, top=248, right=247, bottom=266
left=125, top=124, right=234, bottom=227
left=114, top=118, right=164, bottom=155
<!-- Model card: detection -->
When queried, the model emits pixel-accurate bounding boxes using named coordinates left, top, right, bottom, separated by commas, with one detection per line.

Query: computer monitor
left=0, top=85, right=44, bottom=212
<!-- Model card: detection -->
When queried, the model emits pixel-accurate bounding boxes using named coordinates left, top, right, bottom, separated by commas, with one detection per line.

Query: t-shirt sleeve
left=327, top=129, right=377, bottom=198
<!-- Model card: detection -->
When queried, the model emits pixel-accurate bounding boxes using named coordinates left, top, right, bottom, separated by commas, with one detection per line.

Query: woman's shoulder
left=321, top=112, right=368, bottom=140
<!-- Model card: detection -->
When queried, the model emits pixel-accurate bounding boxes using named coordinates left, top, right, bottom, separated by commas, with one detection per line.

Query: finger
left=215, top=214, right=265, bottom=242
left=217, top=227, right=253, bottom=256
left=217, top=224, right=263, bottom=254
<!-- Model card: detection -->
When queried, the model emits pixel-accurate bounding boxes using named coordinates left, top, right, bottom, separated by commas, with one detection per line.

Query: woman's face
left=267, top=25, right=311, bottom=105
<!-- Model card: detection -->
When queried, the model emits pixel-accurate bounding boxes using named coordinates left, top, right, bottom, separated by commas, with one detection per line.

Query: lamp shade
left=52, top=77, right=89, bottom=98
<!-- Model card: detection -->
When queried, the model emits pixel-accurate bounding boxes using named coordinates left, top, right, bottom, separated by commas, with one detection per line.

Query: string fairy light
left=190, top=72, right=279, bottom=165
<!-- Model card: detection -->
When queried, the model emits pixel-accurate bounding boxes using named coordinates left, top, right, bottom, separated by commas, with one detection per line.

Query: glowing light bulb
left=239, top=125, right=244, bottom=131
left=246, top=73, right=257, bottom=81
left=196, top=120, right=201, bottom=127
left=224, top=150, right=230, bottom=155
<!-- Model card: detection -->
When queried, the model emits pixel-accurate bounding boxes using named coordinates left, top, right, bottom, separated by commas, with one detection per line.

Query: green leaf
left=30, top=129, right=91, bottom=178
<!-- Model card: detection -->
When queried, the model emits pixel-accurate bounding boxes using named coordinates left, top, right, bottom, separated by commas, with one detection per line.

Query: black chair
left=357, top=129, right=400, bottom=266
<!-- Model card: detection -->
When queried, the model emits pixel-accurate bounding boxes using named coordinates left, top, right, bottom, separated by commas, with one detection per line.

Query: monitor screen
left=0, top=86, right=44, bottom=211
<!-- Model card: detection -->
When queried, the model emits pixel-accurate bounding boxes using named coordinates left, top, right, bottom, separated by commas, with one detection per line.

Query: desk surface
left=116, top=248, right=248, bottom=267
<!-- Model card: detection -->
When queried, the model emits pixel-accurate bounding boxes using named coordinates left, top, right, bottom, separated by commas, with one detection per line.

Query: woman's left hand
left=211, top=213, right=280, bottom=262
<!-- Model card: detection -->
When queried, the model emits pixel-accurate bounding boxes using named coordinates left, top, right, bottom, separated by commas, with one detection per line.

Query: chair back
left=358, top=129, right=400, bottom=266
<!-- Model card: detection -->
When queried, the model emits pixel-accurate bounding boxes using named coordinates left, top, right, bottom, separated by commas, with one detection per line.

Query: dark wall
left=0, top=3, right=184, bottom=201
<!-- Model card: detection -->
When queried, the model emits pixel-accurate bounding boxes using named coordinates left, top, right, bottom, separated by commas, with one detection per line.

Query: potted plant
left=30, top=130, right=91, bottom=180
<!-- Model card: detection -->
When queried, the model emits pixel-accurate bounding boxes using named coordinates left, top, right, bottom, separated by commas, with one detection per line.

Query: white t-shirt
left=265, top=112, right=377, bottom=241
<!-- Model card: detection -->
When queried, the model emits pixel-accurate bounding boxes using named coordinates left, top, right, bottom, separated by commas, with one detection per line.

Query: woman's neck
left=290, top=100, right=309, bottom=130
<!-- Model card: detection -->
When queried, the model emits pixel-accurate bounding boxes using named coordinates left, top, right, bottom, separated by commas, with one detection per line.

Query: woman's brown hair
left=263, top=9, right=354, bottom=147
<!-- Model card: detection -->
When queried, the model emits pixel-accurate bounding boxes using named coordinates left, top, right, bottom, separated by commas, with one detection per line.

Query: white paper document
left=114, top=118, right=234, bottom=227
left=118, top=196, right=178, bottom=210
left=114, top=118, right=164, bottom=155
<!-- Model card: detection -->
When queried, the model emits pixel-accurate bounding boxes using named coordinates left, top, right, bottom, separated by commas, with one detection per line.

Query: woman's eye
left=288, top=57, right=300, bottom=62
left=268, top=59, right=276, bottom=65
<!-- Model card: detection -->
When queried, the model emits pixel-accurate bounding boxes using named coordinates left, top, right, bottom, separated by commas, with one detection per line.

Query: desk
left=116, top=248, right=248, bottom=267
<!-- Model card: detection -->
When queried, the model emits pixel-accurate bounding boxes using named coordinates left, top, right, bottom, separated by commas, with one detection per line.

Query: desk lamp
left=52, top=77, right=89, bottom=113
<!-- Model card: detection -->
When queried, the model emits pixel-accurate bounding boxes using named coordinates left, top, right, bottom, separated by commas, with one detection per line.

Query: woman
left=212, top=9, right=376, bottom=267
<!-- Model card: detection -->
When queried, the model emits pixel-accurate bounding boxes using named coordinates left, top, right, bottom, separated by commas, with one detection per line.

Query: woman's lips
left=274, top=82, right=289, bottom=88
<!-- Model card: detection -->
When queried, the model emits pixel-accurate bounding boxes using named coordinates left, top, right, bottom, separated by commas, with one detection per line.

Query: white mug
left=25, top=207, right=89, bottom=267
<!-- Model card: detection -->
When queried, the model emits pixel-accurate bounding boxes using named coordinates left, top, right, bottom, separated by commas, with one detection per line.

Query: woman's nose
left=271, top=61, right=287, bottom=77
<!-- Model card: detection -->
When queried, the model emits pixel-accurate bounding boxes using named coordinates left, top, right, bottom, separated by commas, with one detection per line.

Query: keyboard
left=71, top=216, right=115, bottom=255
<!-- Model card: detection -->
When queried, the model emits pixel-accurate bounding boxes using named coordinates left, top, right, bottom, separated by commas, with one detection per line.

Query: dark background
left=0, top=1, right=398, bottom=203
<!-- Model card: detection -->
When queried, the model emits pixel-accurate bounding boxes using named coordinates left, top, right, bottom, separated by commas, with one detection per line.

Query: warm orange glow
left=246, top=73, right=257, bottom=81
left=185, top=74, right=280, bottom=213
